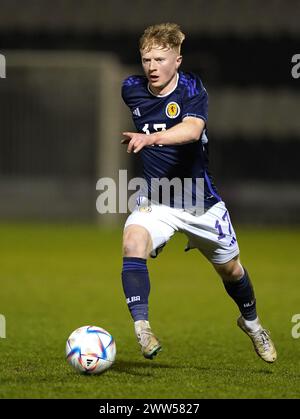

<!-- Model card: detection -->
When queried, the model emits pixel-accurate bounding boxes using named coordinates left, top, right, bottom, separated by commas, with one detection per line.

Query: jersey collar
left=147, top=73, right=179, bottom=97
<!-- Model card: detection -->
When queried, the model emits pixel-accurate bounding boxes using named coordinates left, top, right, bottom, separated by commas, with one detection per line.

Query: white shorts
left=124, top=198, right=240, bottom=264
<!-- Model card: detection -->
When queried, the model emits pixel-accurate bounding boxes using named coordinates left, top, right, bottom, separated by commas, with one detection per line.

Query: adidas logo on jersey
left=133, top=107, right=141, bottom=117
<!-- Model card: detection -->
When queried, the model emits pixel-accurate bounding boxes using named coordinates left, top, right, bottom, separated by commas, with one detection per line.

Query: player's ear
left=176, top=55, right=183, bottom=69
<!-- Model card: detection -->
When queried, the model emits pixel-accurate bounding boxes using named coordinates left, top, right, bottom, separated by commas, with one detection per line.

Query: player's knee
left=227, top=263, right=244, bottom=282
left=123, top=227, right=152, bottom=258
left=214, top=257, right=244, bottom=282
left=123, top=237, right=149, bottom=258
left=123, top=238, right=143, bottom=257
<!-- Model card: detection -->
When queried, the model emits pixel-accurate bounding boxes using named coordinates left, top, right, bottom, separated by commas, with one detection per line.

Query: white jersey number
left=142, top=123, right=166, bottom=135
left=142, top=124, right=166, bottom=147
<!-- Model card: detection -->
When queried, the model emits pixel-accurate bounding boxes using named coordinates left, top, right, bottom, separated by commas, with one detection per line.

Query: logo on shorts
left=138, top=206, right=152, bottom=213
left=166, top=102, right=180, bottom=118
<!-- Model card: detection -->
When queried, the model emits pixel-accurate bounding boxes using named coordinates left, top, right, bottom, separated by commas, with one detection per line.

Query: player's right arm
left=122, top=117, right=204, bottom=153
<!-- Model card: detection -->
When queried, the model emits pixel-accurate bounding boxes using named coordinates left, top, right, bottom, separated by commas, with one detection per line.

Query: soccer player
left=121, top=23, right=277, bottom=363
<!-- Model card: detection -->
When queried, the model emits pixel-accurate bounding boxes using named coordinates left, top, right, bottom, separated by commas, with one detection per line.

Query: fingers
left=121, top=132, right=141, bottom=153
left=127, top=139, right=135, bottom=153
left=132, top=141, right=143, bottom=153
left=129, top=137, right=145, bottom=153
left=121, top=132, right=133, bottom=149
left=121, top=132, right=149, bottom=153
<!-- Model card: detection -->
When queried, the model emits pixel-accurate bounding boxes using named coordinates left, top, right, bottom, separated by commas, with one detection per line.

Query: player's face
left=141, top=46, right=182, bottom=95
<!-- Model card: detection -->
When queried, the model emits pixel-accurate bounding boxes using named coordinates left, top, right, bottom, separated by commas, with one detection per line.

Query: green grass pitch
left=0, top=223, right=299, bottom=399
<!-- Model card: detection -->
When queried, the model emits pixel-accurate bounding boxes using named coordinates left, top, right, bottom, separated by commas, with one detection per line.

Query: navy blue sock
left=223, top=268, right=257, bottom=320
left=121, top=257, right=150, bottom=321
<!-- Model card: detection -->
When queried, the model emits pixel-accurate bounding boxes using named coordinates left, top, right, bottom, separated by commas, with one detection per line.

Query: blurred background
left=0, top=0, right=299, bottom=224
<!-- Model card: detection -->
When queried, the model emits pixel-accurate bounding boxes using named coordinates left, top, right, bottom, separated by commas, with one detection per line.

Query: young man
left=121, top=23, right=277, bottom=363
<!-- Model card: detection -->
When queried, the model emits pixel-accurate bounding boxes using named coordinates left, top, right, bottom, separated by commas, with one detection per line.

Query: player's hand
left=121, top=132, right=154, bottom=153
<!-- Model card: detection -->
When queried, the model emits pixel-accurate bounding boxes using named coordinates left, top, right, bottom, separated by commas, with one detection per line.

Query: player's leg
left=212, top=255, right=258, bottom=324
left=122, top=224, right=161, bottom=359
left=212, top=256, right=277, bottom=363
left=180, top=201, right=277, bottom=363
left=212, top=255, right=257, bottom=321
left=121, top=204, right=176, bottom=359
left=122, top=224, right=152, bottom=323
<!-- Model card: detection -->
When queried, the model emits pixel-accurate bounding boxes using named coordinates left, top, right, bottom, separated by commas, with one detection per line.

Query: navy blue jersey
left=122, top=71, right=221, bottom=210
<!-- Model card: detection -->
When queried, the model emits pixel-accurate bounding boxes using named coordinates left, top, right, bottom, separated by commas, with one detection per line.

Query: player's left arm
left=122, top=116, right=205, bottom=154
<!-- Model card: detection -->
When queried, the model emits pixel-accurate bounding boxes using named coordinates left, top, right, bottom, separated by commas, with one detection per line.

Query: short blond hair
left=139, top=23, right=185, bottom=53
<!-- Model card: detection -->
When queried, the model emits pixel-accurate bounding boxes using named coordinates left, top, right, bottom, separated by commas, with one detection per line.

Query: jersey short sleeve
left=179, top=73, right=208, bottom=123
left=121, top=75, right=145, bottom=110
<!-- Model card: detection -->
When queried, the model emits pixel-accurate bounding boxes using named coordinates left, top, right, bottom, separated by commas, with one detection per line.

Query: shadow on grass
left=111, top=359, right=275, bottom=378
left=111, top=359, right=177, bottom=377
left=0, top=358, right=276, bottom=386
